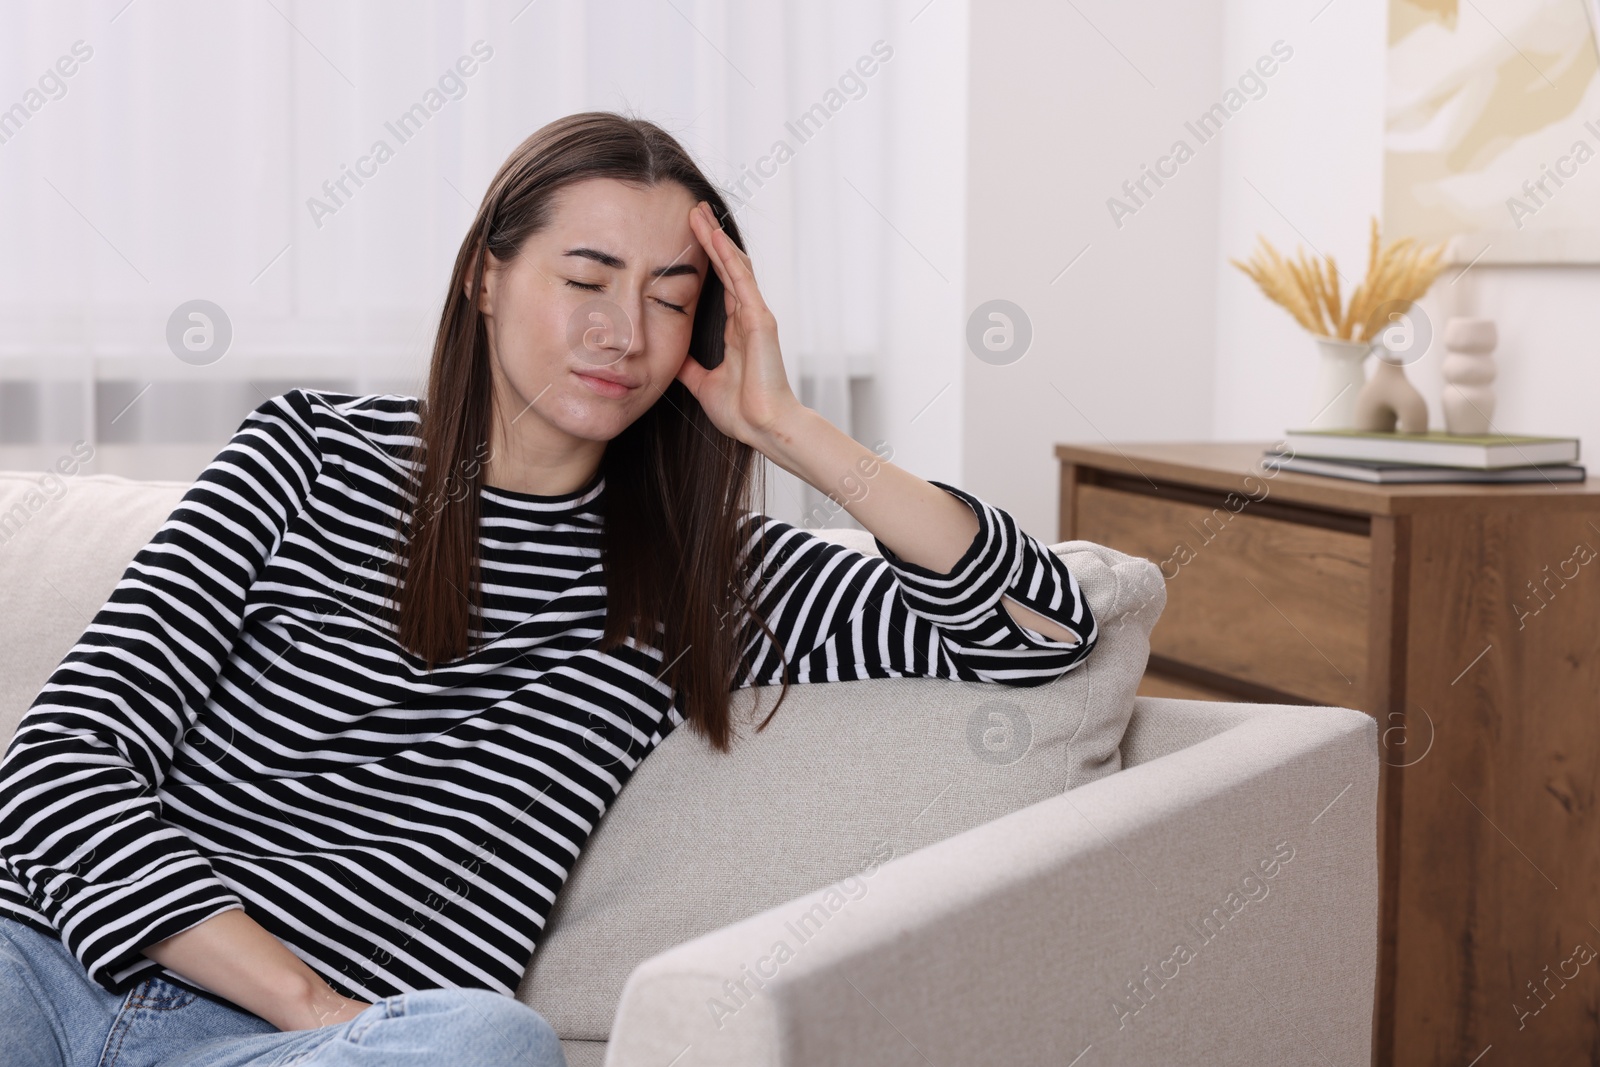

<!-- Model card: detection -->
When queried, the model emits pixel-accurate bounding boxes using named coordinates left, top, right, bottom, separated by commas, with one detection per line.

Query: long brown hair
left=382, top=111, right=790, bottom=753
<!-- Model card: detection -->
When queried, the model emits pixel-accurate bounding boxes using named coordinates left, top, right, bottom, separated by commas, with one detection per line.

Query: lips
left=572, top=369, right=640, bottom=397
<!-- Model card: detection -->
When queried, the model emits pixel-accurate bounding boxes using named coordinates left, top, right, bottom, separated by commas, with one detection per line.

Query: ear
left=465, top=247, right=497, bottom=315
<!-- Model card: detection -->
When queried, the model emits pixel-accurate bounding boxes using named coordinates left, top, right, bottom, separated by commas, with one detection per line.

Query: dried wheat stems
left=1230, top=217, right=1447, bottom=342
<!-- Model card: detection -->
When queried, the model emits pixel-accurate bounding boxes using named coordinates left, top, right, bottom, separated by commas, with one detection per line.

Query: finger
left=691, top=203, right=732, bottom=288
left=703, top=207, right=756, bottom=292
left=697, top=204, right=767, bottom=319
left=691, top=208, right=743, bottom=322
left=675, top=352, right=706, bottom=393
left=700, top=201, right=754, bottom=275
left=723, top=228, right=757, bottom=276
left=699, top=204, right=753, bottom=277
left=685, top=208, right=744, bottom=343
left=696, top=218, right=741, bottom=324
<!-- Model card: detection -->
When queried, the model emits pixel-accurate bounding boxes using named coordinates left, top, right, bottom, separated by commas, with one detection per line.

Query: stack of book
left=1264, top=429, right=1586, bottom=484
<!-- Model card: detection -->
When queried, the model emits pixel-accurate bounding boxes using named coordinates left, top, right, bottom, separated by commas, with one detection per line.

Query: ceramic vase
left=1353, top=356, right=1429, bottom=433
left=1309, top=337, right=1371, bottom=429
left=1441, top=317, right=1498, bottom=435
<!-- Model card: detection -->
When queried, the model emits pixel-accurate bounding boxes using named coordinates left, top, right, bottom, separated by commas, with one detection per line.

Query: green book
left=1283, top=429, right=1580, bottom=470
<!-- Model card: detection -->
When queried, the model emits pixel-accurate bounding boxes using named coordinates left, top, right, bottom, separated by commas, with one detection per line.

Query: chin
left=548, top=398, right=642, bottom=443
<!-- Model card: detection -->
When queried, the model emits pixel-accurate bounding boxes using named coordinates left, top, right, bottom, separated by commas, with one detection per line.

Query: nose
left=615, top=288, right=648, bottom=360
left=573, top=292, right=645, bottom=368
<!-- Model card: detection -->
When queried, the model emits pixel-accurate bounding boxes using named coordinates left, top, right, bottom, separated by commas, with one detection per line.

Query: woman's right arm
left=0, top=389, right=345, bottom=1026
left=144, top=908, right=370, bottom=1030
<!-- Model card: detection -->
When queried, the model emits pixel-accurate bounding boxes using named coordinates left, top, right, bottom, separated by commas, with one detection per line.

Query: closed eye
left=565, top=279, right=688, bottom=314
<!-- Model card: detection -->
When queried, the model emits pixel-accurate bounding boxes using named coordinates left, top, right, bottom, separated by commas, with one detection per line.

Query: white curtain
left=0, top=0, right=911, bottom=528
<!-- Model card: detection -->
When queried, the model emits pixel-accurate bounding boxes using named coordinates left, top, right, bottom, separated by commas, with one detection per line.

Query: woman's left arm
left=677, top=199, right=1096, bottom=672
left=749, top=405, right=1080, bottom=644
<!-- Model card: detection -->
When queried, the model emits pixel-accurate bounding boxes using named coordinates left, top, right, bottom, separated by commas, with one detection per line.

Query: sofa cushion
left=0, top=471, right=193, bottom=747
left=516, top=528, right=1164, bottom=1039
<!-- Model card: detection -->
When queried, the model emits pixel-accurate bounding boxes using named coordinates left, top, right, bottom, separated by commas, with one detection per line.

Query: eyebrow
left=562, top=247, right=700, bottom=279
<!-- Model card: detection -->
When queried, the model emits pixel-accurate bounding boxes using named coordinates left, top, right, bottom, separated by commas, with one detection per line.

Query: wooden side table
left=1057, top=441, right=1600, bottom=1067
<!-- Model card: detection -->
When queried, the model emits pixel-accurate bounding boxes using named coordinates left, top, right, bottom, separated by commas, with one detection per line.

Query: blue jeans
left=0, top=916, right=567, bottom=1067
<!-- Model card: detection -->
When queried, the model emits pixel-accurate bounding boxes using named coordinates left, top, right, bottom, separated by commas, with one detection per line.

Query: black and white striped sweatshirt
left=0, top=388, right=1098, bottom=1003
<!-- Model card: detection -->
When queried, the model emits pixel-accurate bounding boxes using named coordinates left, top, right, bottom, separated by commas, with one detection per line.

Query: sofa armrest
left=604, top=702, right=1377, bottom=1067
left=1121, top=695, right=1319, bottom=767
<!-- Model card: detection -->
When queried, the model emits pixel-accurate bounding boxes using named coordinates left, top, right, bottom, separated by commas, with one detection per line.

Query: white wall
left=964, top=0, right=1226, bottom=539
left=1427, top=266, right=1600, bottom=451
left=1212, top=0, right=1388, bottom=439
left=861, top=0, right=971, bottom=498
left=765, top=0, right=973, bottom=528
left=1215, top=0, right=1600, bottom=453
left=963, top=0, right=1599, bottom=538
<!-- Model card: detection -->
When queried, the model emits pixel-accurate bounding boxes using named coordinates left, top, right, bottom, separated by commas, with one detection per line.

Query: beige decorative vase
left=1353, top=356, right=1429, bottom=433
left=1309, top=337, right=1371, bottom=429
left=1441, top=317, right=1498, bottom=435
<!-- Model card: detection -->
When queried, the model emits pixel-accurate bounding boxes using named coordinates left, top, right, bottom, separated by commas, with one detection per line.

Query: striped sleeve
left=0, top=389, right=324, bottom=992
left=737, top=480, right=1098, bottom=687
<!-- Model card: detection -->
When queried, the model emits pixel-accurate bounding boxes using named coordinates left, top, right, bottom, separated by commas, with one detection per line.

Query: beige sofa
left=0, top=469, right=1378, bottom=1066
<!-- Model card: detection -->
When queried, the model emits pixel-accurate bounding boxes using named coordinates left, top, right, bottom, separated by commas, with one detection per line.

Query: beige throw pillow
left=517, top=532, right=1164, bottom=1039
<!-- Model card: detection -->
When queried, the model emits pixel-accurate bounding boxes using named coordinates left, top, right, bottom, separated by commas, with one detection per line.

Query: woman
left=0, top=112, right=1098, bottom=1066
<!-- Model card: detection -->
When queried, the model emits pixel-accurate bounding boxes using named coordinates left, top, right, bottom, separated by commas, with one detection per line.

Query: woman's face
left=477, top=177, right=711, bottom=448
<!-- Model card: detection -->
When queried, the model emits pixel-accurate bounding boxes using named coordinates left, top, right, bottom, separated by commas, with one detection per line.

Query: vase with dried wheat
left=1232, top=216, right=1448, bottom=431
